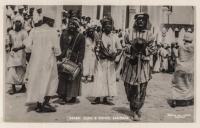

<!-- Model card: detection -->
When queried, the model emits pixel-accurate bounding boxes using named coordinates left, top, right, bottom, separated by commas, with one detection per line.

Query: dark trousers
left=124, top=82, right=148, bottom=113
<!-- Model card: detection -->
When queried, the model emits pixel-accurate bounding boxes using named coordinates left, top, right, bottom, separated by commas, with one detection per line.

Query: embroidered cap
left=134, top=12, right=149, bottom=20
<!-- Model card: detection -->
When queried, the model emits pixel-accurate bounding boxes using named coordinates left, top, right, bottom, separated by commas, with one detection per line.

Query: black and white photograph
left=3, top=4, right=195, bottom=123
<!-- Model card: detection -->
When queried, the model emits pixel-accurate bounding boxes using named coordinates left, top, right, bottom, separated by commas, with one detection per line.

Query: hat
left=86, top=17, right=91, bottom=20
left=14, top=15, right=24, bottom=23
left=63, top=9, right=68, bottom=13
left=134, top=12, right=149, bottom=20
left=187, top=28, right=192, bottom=32
left=33, top=9, right=43, bottom=23
left=183, top=33, right=193, bottom=42
left=77, top=10, right=82, bottom=14
left=101, top=16, right=112, bottom=26
left=69, top=10, right=75, bottom=15
left=14, top=6, right=18, bottom=12
left=69, top=17, right=80, bottom=28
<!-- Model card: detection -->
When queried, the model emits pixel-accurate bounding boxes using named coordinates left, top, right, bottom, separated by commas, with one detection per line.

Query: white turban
left=183, top=32, right=193, bottom=42
left=14, top=15, right=24, bottom=24
left=33, top=9, right=43, bottom=24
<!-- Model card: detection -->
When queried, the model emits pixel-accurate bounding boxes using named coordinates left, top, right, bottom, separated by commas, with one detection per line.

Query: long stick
left=137, top=53, right=142, bottom=106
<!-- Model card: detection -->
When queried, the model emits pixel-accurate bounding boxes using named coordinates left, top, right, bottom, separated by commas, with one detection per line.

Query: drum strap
left=66, top=33, right=80, bottom=60
left=58, top=33, right=80, bottom=67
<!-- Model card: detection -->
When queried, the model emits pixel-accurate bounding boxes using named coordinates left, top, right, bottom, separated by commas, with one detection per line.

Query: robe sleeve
left=22, top=31, right=28, bottom=46
left=25, top=28, right=34, bottom=53
left=57, top=30, right=67, bottom=60
left=146, top=31, right=153, bottom=42
left=51, top=30, right=61, bottom=56
left=115, top=36, right=122, bottom=51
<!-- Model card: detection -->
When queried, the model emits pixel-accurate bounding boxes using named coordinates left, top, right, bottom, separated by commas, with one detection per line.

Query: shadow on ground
left=112, top=107, right=132, bottom=117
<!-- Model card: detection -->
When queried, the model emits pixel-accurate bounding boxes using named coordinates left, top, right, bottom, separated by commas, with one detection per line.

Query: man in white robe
left=6, top=16, right=28, bottom=95
left=171, top=33, right=194, bottom=107
left=26, top=16, right=61, bottom=112
left=91, top=17, right=122, bottom=105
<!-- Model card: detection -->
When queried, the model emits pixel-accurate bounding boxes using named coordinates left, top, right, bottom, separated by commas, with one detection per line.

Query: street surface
left=4, top=73, right=194, bottom=122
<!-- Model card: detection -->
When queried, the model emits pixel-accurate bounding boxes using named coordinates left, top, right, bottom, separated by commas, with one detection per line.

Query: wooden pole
left=137, top=53, right=142, bottom=106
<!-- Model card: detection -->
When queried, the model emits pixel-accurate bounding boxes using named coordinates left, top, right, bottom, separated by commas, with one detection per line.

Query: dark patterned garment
left=121, top=30, right=153, bottom=85
left=121, top=30, right=154, bottom=113
left=57, top=29, right=85, bottom=98
left=124, top=82, right=148, bottom=112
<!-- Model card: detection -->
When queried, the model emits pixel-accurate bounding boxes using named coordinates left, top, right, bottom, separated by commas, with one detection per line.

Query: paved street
left=4, top=73, right=194, bottom=122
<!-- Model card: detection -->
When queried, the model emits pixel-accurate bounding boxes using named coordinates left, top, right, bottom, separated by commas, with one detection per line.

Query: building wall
left=169, top=6, right=194, bottom=24
left=82, top=6, right=97, bottom=23
left=162, top=6, right=194, bottom=44
left=111, top=6, right=126, bottom=30
left=29, top=5, right=194, bottom=44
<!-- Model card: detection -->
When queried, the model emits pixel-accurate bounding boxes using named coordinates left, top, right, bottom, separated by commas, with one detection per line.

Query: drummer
left=57, top=17, right=85, bottom=104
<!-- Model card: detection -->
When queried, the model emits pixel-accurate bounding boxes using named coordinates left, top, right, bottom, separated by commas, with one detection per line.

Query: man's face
left=63, top=13, right=69, bottom=18
left=24, top=14, right=29, bottom=20
left=24, top=5, right=28, bottom=10
left=82, top=17, right=85, bottom=21
left=48, top=20, right=55, bottom=27
left=137, top=17, right=147, bottom=28
left=97, top=27, right=101, bottom=32
left=104, top=21, right=112, bottom=34
left=19, top=9, right=24, bottom=14
left=88, top=30, right=94, bottom=37
left=15, top=21, right=22, bottom=31
left=14, top=11, right=18, bottom=15
left=30, top=8, right=34, bottom=14
left=37, top=9, right=42, bottom=14
left=68, top=21, right=77, bottom=33
left=70, top=11, right=75, bottom=17
left=86, top=18, right=90, bottom=23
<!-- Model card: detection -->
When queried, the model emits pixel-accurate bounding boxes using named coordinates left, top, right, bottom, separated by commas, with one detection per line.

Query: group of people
left=5, top=5, right=194, bottom=121
left=152, top=42, right=179, bottom=74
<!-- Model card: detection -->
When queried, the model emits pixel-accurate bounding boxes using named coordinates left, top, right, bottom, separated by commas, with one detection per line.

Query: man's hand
left=78, top=63, right=83, bottom=69
left=12, top=48, right=19, bottom=52
left=110, top=52, right=117, bottom=61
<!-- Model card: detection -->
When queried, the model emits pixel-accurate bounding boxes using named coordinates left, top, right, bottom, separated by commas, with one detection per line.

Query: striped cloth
left=121, top=30, right=153, bottom=85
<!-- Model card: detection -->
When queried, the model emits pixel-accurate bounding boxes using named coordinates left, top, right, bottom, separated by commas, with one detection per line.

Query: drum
left=58, top=58, right=80, bottom=81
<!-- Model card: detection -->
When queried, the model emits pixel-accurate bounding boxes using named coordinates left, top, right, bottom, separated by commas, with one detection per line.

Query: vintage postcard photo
left=3, top=4, right=195, bottom=123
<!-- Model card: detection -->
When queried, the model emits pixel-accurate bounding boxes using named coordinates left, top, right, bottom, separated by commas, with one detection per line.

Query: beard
left=88, top=33, right=94, bottom=39
left=104, top=27, right=112, bottom=35
left=136, top=20, right=147, bottom=30
left=68, top=27, right=77, bottom=34
left=15, top=24, right=22, bottom=32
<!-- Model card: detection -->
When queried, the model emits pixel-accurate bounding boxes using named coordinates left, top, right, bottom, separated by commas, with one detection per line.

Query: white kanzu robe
left=26, top=24, right=61, bottom=103
left=83, top=37, right=96, bottom=77
left=153, top=49, right=161, bottom=72
left=91, top=33, right=122, bottom=97
left=6, top=30, right=28, bottom=85
left=171, top=43, right=194, bottom=100
left=161, top=48, right=168, bottom=71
